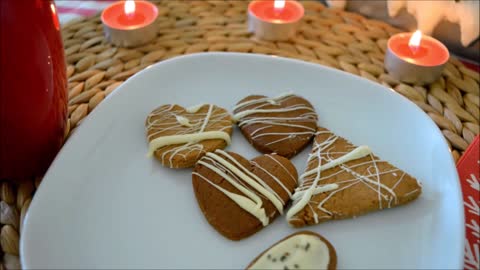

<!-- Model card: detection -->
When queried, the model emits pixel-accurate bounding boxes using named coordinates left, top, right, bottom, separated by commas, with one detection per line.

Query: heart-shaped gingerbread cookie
left=233, top=93, right=318, bottom=159
left=146, top=104, right=233, bottom=168
left=246, top=231, right=337, bottom=270
left=192, top=150, right=298, bottom=240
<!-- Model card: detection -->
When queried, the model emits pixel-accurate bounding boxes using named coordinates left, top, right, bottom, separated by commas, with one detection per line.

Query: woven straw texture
left=1, top=1, right=478, bottom=268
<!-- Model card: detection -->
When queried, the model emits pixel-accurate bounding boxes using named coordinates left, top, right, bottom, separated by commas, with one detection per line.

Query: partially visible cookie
left=246, top=231, right=337, bottom=270
left=233, top=93, right=318, bottom=159
left=286, top=127, right=422, bottom=227
left=192, top=150, right=298, bottom=240
left=145, top=104, right=233, bottom=168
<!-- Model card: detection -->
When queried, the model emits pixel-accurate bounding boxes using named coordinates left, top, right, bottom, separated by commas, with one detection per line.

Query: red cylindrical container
left=0, top=0, right=67, bottom=180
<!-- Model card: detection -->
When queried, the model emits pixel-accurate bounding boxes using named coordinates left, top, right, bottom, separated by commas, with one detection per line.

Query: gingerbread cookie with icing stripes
left=233, top=93, right=318, bottom=159
left=247, top=231, right=337, bottom=270
left=146, top=104, right=233, bottom=168
left=286, top=127, right=422, bottom=227
left=192, top=150, right=298, bottom=240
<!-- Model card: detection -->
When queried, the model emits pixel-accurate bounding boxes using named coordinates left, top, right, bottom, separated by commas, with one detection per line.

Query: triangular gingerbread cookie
left=286, top=127, right=422, bottom=227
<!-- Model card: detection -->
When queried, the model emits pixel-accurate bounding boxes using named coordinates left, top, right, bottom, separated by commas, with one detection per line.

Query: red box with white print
left=457, top=135, right=480, bottom=270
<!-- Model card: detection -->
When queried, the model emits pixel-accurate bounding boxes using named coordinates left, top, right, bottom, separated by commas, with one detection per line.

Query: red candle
left=101, top=0, right=158, bottom=47
left=388, top=30, right=449, bottom=67
left=248, top=0, right=304, bottom=41
left=249, top=0, right=304, bottom=23
left=101, top=0, right=157, bottom=30
left=385, top=30, right=450, bottom=85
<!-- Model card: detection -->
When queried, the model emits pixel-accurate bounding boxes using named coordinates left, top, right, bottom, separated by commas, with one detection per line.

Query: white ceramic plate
left=21, top=53, right=464, bottom=269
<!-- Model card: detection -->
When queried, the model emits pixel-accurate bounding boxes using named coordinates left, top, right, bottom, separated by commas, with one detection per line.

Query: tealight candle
left=385, top=30, right=449, bottom=85
left=248, top=0, right=304, bottom=41
left=101, top=0, right=158, bottom=47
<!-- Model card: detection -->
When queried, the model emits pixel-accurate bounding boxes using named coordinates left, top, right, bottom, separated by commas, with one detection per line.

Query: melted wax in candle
left=250, top=1, right=302, bottom=22
left=264, top=7, right=295, bottom=21
left=395, top=44, right=428, bottom=59
left=117, top=13, right=146, bottom=25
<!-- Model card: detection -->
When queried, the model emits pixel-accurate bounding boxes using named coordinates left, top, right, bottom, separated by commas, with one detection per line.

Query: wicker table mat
left=1, top=1, right=479, bottom=268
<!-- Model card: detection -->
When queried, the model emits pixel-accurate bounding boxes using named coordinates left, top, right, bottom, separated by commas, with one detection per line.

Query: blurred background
left=321, top=0, right=479, bottom=62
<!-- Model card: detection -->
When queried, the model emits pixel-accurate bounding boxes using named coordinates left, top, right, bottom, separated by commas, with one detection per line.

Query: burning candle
left=101, top=0, right=158, bottom=47
left=248, top=0, right=304, bottom=41
left=385, top=30, right=450, bottom=85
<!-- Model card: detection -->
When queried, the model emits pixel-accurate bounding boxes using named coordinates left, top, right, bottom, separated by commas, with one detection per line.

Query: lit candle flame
left=408, top=30, right=422, bottom=53
left=124, top=0, right=136, bottom=16
left=274, top=0, right=286, bottom=11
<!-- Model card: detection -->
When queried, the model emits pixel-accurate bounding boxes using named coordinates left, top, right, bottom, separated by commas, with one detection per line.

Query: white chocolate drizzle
left=291, top=183, right=339, bottom=201
left=287, top=129, right=421, bottom=225
left=248, top=234, right=330, bottom=270
left=193, top=172, right=268, bottom=225
left=175, top=115, right=193, bottom=127
left=147, top=131, right=231, bottom=157
left=193, top=150, right=294, bottom=226
left=233, top=93, right=317, bottom=148
left=145, top=104, right=232, bottom=167
left=300, top=145, right=372, bottom=179
left=186, top=103, right=207, bottom=113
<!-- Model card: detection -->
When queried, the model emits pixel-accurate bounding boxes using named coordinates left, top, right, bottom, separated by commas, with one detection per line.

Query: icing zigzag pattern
left=146, top=104, right=232, bottom=168
left=287, top=127, right=422, bottom=227
left=192, top=150, right=298, bottom=240
left=233, top=93, right=318, bottom=158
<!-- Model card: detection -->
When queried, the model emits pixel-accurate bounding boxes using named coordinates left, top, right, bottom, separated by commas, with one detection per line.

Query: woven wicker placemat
left=1, top=1, right=479, bottom=268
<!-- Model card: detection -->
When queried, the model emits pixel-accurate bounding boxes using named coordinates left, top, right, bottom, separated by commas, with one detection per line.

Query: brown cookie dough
left=145, top=104, right=233, bottom=169
left=192, top=150, right=298, bottom=240
left=233, top=93, right=318, bottom=159
left=246, top=231, right=337, bottom=270
left=287, top=127, right=422, bottom=227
